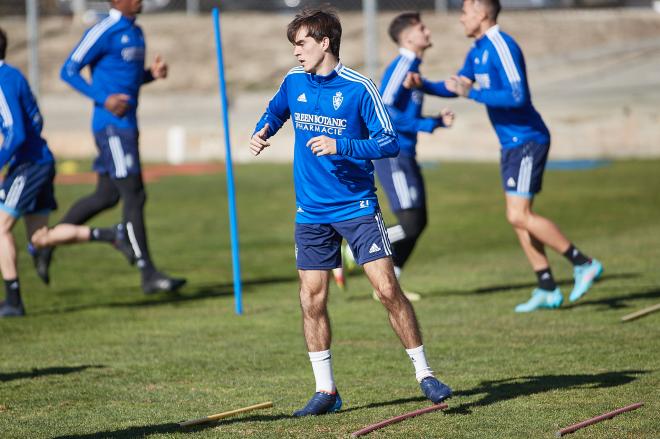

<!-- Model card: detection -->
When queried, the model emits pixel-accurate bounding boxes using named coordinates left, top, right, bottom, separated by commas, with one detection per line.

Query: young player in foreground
left=249, top=8, right=452, bottom=416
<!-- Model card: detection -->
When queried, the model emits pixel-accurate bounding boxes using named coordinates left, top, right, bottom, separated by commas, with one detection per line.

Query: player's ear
left=322, top=36, right=330, bottom=52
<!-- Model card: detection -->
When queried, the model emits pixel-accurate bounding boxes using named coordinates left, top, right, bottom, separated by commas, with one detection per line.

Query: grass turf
left=1, top=160, right=658, bottom=438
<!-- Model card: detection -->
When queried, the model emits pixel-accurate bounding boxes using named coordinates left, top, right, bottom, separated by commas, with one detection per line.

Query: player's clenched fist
left=250, top=123, right=270, bottom=156
left=403, top=72, right=422, bottom=90
left=439, top=108, right=455, bottom=128
left=306, top=135, right=337, bottom=156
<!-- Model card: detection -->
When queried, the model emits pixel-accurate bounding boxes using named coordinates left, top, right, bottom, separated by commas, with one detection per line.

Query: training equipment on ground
left=293, top=391, right=342, bottom=417
left=515, top=288, right=563, bottom=312
left=569, top=259, right=603, bottom=302
left=555, top=402, right=643, bottom=436
left=621, top=303, right=660, bottom=322
left=213, top=7, right=243, bottom=315
left=351, top=403, right=448, bottom=437
left=179, top=401, right=273, bottom=427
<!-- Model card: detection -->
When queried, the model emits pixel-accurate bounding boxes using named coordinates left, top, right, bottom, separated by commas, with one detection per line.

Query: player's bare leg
left=363, top=257, right=421, bottom=348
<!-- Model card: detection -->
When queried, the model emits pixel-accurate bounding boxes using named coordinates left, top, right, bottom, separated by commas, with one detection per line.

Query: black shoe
left=30, top=245, right=53, bottom=285
left=0, top=301, right=26, bottom=318
left=112, top=224, right=137, bottom=266
left=142, top=272, right=187, bottom=295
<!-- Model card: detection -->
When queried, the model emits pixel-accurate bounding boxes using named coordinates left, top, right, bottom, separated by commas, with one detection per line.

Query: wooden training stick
left=351, top=403, right=448, bottom=437
left=621, top=303, right=660, bottom=322
left=556, top=402, right=644, bottom=437
left=179, top=401, right=273, bottom=427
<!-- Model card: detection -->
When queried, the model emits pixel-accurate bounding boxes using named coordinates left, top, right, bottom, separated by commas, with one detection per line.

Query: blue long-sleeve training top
left=61, top=8, right=154, bottom=133
left=0, top=61, right=53, bottom=170
left=458, top=25, right=550, bottom=148
left=379, top=48, right=446, bottom=157
left=421, top=25, right=550, bottom=149
left=253, top=63, right=399, bottom=224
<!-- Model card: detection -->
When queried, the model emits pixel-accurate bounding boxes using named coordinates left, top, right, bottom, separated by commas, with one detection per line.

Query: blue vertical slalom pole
left=212, top=7, right=243, bottom=315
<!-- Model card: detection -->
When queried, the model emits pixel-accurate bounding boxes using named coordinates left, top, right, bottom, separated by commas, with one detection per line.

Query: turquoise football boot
left=569, top=259, right=603, bottom=302
left=515, top=288, right=563, bottom=312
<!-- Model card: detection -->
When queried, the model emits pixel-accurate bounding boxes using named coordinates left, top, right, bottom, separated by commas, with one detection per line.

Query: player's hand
left=403, top=72, right=422, bottom=89
left=150, top=54, right=168, bottom=79
left=306, top=135, right=337, bottom=156
left=104, top=93, right=131, bottom=117
left=447, top=75, right=472, bottom=97
left=439, top=108, right=455, bottom=128
left=250, top=123, right=270, bottom=156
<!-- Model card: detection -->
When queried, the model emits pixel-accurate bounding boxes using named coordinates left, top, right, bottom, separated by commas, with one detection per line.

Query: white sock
left=309, top=350, right=335, bottom=393
left=394, top=266, right=402, bottom=280
left=406, top=345, right=434, bottom=383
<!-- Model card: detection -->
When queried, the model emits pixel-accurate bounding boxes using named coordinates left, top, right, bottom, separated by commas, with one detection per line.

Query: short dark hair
left=0, top=27, right=7, bottom=60
left=476, top=0, right=501, bottom=21
left=388, top=12, right=421, bottom=44
left=286, top=7, right=342, bottom=58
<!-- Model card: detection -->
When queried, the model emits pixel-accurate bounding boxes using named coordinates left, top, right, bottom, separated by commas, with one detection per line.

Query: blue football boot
left=293, top=391, right=342, bottom=417
left=514, top=288, right=563, bottom=312
left=569, top=259, right=603, bottom=302
left=420, top=376, right=452, bottom=404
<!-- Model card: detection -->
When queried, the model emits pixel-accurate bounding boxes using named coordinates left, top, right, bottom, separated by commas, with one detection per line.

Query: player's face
left=460, top=0, right=484, bottom=38
left=403, top=21, right=432, bottom=52
left=112, top=0, right=143, bottom=16
left=292, top=27, right=328, bottom=74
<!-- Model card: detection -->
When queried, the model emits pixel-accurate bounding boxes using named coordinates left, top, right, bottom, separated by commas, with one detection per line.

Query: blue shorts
left=295, top=211, right=392, bottom=270
left=500, top=141, right=549, bottom=198
left=374, top=154, right=426, bottom=212
left=93, top=125, right=141, bottom=179
left=0, top=161, right=57, bottom=218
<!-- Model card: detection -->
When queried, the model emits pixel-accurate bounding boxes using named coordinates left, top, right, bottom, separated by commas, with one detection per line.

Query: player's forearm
left=468, top=86, right=526, bottom=108
left=336, top=135, right=399, bottom=160
left=253, top=112, right=287, bottom=137
left=422, top=79, right=458, bottom=98
left=60, top=62, right=108, bottom=106
left=0, top=130, right=25, bottom=166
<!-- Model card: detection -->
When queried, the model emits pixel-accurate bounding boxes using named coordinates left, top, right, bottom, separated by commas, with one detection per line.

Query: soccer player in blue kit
left=0, top=28, right=130, bottom=317
left=408, top=0, right=603, bottom=312
left=249, top=8, right=453, bottom=416
left=372, top=12, right=455, bottom=300
left=33, top=0, right=185, bottom=294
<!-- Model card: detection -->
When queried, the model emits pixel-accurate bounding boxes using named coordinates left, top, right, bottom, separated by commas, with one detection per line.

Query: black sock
left=563, top=244, right=591, bottom=266
left=90, top=227, right=116, bottom=242
left=4, top=279, right=21, bottom=307
left=535, top=268, right=557, bottom=291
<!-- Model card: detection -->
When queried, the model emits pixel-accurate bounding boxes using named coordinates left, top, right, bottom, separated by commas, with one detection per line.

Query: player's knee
left=399, top=209, right=427, bottom=240
left=299, top=287, right=326, bottom=316
left=30, top=227, right=49, bottom=248
left=374, top=280, right=400, bottom=307
left=506, top=208, right=529, bottom=228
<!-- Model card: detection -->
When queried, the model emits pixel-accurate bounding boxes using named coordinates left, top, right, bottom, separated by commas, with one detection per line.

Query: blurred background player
left=408, top=0, right=602, bottom=312
left=372, top=12, right=455, bottom=302
left=250, top=8, right=452, bottom=416
left=0, top=28, right=123, bottom=317
left=33, top=0, right=185, bottom=294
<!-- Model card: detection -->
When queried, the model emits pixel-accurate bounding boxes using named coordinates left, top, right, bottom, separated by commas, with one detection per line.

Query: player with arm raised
left=410, top=0, right=602, bottom=312
left=250, top=8, right=452, bottom=416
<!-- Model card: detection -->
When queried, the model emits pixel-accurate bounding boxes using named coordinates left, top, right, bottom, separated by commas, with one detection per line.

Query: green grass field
left=1, top=160, right=659, bottom=438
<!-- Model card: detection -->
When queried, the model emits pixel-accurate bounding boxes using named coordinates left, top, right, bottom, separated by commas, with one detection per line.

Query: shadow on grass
left=341, top=396, right=427, bottom=413
left=431, top=272, right=640, bottom=297
left=36, top=274, right=299, bottom=316
left=446, top=370, right=648, bottom=415
left=563, top=288, right=660, bottom=310
left=0, top=365, right=105, bottom=382
left=52, top=414, right=293, bottom=438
